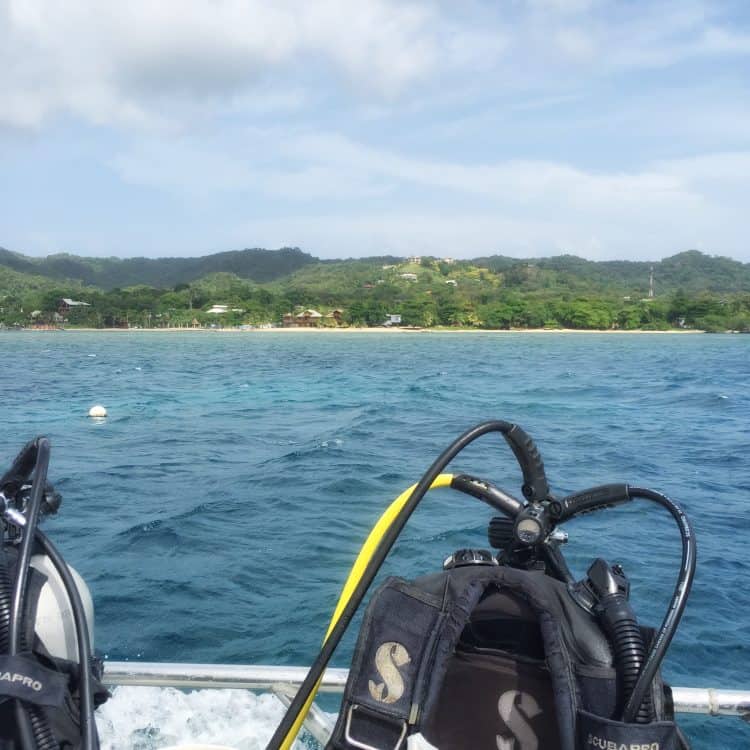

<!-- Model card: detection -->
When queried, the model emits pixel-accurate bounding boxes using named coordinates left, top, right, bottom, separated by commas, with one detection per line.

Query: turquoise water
left=0, top=330, right=748, bottom=747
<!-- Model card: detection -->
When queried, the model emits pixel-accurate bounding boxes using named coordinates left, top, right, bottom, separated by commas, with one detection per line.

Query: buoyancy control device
left=0, top=438, right=107, bottom=750
left=268, top=420, right=696, bottom=750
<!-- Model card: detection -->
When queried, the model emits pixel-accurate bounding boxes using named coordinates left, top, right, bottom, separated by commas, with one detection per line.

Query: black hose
left=8, top=439, right=48, bottom=658
left=598, top=593, right=652, bottom=723
left=266, top=419, right=524, bottom=749
left=9, top=437, right=51, bottom=750
left=27, top=707, right=57, bottom=750
left=36, top=530, right=96, bottom=750
left=3, top=536, right=58, bottom=750
left=0, top=544, right=12, bottom=654
left=621, top=487, right=696, bottom=723
left=541, top=545, right=576, bottom=586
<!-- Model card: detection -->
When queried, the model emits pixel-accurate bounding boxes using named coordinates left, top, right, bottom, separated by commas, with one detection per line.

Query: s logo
left=368, top=642, right=411, bottom=704
left=496, top=690, right=542, bottom=750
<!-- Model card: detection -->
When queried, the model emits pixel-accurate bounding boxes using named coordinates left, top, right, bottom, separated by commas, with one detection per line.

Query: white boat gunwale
left=102, top=661, right=750, bottom=722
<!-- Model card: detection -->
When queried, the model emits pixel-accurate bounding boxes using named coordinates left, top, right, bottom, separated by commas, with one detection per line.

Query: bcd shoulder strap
left=327, top=566, right=580, bottom=750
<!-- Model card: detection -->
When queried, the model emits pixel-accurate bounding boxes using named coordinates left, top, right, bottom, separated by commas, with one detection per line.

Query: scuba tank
left=31, top=554, right=95, bottom=665
left=268, top=420, right=696, bottom=750
left=0, top=437, right=107, bottom=750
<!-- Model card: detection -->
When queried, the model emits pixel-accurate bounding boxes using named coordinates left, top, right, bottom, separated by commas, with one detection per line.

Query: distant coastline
left=3, top=249, right=749, bottom=334
left=14, top=326, right=709, bottom=335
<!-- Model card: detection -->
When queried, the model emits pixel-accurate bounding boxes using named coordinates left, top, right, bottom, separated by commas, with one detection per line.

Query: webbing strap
left=0, top=653, right=67, bottom=707
left=327, top=566, right=579, bottom=750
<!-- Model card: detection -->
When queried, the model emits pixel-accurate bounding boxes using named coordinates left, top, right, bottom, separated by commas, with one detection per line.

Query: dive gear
left=584, top=559, right=653, bottom=723
left=268, top=420, right=550, bottom=750
left=487, top=516, right=515, bottom=550
left=269, top=419, right=696, bottom=750
left=0, top=437, right=105, bottom=750
left=325, top=564, right=677, bottom=750
left=442, top=549, right=497, bottom=569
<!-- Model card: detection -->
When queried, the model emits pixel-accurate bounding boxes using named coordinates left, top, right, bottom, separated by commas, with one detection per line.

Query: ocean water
left=0, top=330, right=748, bottom=748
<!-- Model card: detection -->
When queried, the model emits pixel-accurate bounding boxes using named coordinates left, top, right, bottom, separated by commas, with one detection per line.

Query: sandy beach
left=45, top=326, right=708, bottom=334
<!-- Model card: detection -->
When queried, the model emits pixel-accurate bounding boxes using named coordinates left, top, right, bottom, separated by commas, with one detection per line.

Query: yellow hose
left=278, top=473, right=455, bottom=749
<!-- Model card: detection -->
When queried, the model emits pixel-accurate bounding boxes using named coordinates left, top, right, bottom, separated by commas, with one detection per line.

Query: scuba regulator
left=0, top=437, right=104, bottom=750
left=269, top=420, right=696, bottom=750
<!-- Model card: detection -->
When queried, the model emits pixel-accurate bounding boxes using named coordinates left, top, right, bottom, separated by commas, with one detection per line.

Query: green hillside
left=0, top=246, right=315, bottom=289
left=0, top=265, right=73, bottom=296
left=2, top=246, right=750, bottom=332
left=472, top=250, right=750, bottom=294
left=3, top=246, right=750, bottom=294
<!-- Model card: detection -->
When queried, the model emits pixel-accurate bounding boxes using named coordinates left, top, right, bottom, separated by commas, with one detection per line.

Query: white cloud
left=701, top=27, right=750, bottom=55
left=510, top=0, right=750, bottom=76
left=3, top=0, right=748, bottom=132
left=0, top=0, right=439, bottom=129
left=111, top=140, right=258, bottom=195
left=525, top=0, right=599, bottom=15
left=658, top=152, right=750, bottom=185
left=553, top=27, right=597, bottom=61
left=3, top=0, right=749, bottom=261
left=110, top=130, right=396, bottom=200
left=108, top=129, right=747, bottom=259
left=236, top=206, right=724, bottom=261
left=282, top=133, right=703, bottom=214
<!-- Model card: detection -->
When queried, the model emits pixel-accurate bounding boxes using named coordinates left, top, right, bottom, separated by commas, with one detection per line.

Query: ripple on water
left=0, top=331, right=748, bottom=748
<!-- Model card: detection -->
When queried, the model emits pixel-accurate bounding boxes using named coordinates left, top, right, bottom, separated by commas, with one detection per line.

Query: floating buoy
left=88, top=405, right=107, bottom=418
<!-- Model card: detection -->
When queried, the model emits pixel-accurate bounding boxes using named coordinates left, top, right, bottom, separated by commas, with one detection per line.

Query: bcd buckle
left=344, top=704, right=408, bottom=750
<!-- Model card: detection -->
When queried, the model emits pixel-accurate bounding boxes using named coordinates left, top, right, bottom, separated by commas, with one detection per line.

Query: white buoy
left=88, top=405, right=107, bottom=418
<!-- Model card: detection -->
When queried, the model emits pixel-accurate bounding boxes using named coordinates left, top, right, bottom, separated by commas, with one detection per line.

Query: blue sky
left=1, top=0, right=748, bottom=261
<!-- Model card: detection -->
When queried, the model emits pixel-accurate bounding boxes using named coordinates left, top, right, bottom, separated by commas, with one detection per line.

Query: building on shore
left=58, top=298, right=91, bottom=315
left=326, top=309, right=344, bottom=325
left=283, top=309, right=324, bottom=327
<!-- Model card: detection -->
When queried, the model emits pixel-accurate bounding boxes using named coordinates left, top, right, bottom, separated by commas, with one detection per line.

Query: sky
left=1, top=0, right=749, bottom=262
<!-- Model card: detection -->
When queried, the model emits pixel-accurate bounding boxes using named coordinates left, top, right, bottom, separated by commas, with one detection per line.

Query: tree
left=696, top=314, right=728, bottom=333
left=480, top=302, right=513, bottom=329
left=401, top=296, right=436, bottom=327
left=345, top=301, right=368, bottom=326
left=559, top=300, right=612, bottom=329
left=435, top=291, right=463, bottom=326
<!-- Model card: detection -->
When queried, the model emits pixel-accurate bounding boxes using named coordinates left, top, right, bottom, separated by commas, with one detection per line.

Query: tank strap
left=0, top=653, right=67, bottom=706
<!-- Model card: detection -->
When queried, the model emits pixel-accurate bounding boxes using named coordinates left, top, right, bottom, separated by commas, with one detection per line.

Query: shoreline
left=10, top=326, right=708, bottom=335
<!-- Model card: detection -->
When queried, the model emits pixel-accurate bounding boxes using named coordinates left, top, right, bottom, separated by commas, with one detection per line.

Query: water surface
left=0, top=330, right=747, bottom=747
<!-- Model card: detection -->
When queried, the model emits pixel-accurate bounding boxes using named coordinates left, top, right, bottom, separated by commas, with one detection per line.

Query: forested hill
left=0, top=246, right=315, bottom=289
left=473, top=251, right=750, bottom=294
left=3, top=246, right=750, bottom=332
left=1, top=246, right=749, bottom=294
